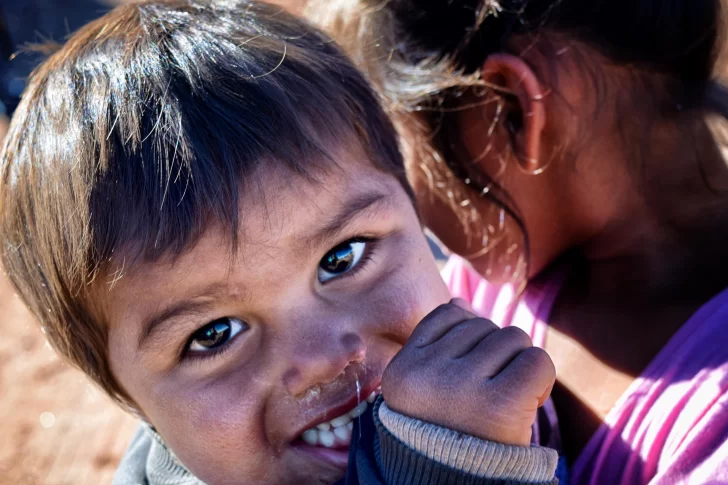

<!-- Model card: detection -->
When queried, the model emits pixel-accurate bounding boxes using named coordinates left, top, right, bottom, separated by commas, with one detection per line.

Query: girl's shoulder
left=575, top=287, right=728, bottom=484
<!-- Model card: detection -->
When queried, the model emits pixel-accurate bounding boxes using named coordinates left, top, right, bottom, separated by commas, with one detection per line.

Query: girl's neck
left=545, top=118, right=728, bottom=380
left=581, top=217, right=728, bottom=304
left=578, top=119, right=728, bottom=305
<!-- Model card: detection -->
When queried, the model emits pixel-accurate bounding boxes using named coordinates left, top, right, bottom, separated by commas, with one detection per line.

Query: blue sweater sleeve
left=339, top=398, right=559, bottom=485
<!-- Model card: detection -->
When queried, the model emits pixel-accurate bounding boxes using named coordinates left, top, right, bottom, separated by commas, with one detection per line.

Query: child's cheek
left=360, top=244, right=450, bottom=343
left=149, top=374, right=270, bottom=483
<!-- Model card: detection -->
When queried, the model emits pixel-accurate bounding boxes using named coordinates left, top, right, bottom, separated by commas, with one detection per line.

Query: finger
left=492, top=347, right=556, bottom=404
left=451, top=297, right=474, bottom=313
left=407, top=302, right=475, bottom=347
left=536, top=376, right=555, bottom=408
left=432, top=317, right=499, bottom=358
left=468, top=326, right=533, bottom=375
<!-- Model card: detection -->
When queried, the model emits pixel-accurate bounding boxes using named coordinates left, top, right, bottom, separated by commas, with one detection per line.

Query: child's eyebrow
left=136, top=190, right=392, bottom=352
left=138, top=282, right=230, bottom=351
left=306, top=190, right=391, bottom=250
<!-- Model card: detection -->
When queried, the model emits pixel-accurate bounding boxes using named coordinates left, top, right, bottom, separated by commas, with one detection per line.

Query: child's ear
left=480, top=54, right=547, bottom=174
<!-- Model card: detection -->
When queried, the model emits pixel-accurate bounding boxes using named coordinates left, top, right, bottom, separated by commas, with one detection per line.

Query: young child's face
left=97, top=147, right=451, bottom=484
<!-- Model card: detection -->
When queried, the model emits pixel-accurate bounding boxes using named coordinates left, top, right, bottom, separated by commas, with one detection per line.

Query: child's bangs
left=58, top=2, right=404, bottom=274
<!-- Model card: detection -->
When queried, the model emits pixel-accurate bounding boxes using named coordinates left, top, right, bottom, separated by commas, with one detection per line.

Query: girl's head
left=0, top=1, right=450, bottom=482
left=309, top=0, right=728, bottom=283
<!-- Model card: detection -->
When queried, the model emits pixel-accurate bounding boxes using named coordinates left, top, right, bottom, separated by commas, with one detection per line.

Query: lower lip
left=292, top=441, right=350, bottom=470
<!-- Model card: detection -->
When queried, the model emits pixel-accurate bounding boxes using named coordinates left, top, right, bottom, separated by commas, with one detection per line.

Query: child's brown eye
left=318, top=240, right=367, bottom=283
left=188, top=317, right=247, bottom=352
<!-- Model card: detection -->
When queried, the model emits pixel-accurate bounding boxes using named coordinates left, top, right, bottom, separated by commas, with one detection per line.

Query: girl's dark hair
left=308, top=0, right=728, bottom=280
left=310, top=0, right=725, bottom=113
left=0, top=0, right=406, bottom=406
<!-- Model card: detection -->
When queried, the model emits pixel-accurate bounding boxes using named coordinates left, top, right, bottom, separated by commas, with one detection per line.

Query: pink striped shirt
left=442, top=256, right=728, bottom=485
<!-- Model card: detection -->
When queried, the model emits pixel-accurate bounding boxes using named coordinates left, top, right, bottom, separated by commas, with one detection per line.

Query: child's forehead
left=239, top=154, right=397, bottom=225
left=226, top=164, right=398, bottom=250
left=105, top=158, right=404, bottom=287
left=92, top=159, right=413, bottom=344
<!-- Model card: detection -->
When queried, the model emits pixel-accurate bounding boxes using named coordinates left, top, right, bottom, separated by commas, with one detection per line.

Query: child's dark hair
left=0, top=0, right=407, bottom=406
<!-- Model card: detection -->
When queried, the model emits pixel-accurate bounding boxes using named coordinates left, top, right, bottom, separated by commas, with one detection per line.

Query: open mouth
left=299, top=390, right=378, bottom=448
left=290, top=380, right=381, bottom=471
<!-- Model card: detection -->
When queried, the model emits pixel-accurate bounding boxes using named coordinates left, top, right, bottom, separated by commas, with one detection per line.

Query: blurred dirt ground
left=0, top=272, right=136, bottom=485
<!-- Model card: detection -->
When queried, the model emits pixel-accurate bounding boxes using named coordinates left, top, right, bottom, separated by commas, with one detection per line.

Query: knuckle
left=444, top=318, right=496, bottom=343
left=467, top=317, right=499, bottom=332
left=443, top=319, right=477, bottom=339
left=499, top=325, right=534, bottom=348
left=521, top=347, right=555, bottom=373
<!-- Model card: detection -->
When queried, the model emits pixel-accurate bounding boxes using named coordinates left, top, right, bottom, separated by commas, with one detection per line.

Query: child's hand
left=382, top=299, right=555, bottom=447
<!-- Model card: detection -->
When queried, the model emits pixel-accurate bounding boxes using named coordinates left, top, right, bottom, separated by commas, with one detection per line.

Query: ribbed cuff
left=376, top=400, right=558, bottom=484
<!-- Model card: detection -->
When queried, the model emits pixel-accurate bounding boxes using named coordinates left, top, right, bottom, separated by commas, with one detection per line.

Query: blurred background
left=0, top=1, right=307, bottom=484
left=0, top=3, right=135, bottom=483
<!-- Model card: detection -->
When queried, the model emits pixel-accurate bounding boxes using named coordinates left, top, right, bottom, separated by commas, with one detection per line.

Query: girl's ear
left=480, top=54, right=548, bottom=174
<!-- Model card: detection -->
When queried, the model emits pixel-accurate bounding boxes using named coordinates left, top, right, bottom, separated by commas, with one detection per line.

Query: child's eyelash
left=179, top=237, right=381, bottom=364
left=325, top=237, right=380, bottom=284
left=182, top=340, right=236, bottom=364
left=180, top=327, right=241, bottom=364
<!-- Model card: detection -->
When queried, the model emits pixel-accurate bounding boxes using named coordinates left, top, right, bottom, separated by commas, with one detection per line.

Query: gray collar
left=113, top=423, right=205, bottom=485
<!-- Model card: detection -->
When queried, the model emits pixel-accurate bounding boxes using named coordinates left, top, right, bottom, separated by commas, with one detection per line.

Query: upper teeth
left=301, top=391, right=378, bottom=448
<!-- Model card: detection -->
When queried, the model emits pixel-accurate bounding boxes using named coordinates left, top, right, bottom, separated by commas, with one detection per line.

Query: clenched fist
left=382, top=299, right=555, bottom=446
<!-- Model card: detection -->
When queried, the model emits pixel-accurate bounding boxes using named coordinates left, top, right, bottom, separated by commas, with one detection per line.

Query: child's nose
left=282, top=332, right=366, bottom=397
